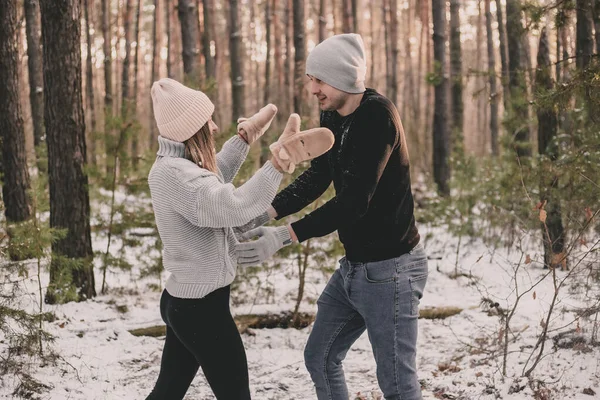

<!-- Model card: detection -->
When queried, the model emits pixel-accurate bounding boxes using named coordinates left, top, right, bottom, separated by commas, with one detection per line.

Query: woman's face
left=208, top=118, right=219, bottom=135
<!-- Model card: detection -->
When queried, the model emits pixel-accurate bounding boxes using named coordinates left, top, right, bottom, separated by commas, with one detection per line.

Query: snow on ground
left=1, top=211, right=599, bottom=399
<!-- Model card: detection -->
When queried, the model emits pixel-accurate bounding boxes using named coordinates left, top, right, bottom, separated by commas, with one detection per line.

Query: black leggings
left=146, top=286, right=251, bottom=400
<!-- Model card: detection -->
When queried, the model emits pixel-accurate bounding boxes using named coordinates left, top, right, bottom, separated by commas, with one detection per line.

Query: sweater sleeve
left=216, top=135, right=250, bottom=183
left=166, top=159, right=283, bottom=228
left=290, top=101, right=398, bottom=242
left=271, top=150, right=333, bottom=219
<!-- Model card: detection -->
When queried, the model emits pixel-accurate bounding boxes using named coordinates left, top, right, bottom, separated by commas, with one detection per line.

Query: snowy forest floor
left=1, top=216, right=600, bottom=399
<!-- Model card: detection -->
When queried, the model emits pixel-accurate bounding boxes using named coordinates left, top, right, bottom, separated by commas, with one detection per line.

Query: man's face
left=308, top=76, right=348, bottom=112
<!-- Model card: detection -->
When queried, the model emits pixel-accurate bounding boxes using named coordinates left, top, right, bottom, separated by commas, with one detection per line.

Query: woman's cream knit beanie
left=151, top=78, right=215, bottom=142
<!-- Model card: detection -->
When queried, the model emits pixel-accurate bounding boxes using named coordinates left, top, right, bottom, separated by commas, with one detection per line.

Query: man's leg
left=352, top=245, right=428, bottom=400
left=304, top=262, right=367, bottom=400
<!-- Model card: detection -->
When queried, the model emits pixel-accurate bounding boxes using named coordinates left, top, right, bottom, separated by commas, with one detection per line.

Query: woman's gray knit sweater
left=148, top=135, right=282, bottom=298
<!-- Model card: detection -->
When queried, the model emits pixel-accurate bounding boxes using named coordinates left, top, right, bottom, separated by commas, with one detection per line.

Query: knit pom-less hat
left=151, top=78, right=215, bottom=142
left=306, top=33, right=367, bottom=94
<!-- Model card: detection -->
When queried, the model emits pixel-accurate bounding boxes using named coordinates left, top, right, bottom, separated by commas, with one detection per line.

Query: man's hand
left=236, top=226, right=293, bottom=267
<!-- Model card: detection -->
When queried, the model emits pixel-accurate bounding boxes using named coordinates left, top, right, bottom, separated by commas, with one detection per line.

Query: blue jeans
left=304, top=243, right=428, bottom=400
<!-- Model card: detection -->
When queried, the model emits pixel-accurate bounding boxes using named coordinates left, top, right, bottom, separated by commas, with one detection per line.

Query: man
left=236, top=33, right=428, bottom=400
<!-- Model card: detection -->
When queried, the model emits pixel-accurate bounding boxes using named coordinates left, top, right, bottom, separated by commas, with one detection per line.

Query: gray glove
left=236, top=226, right=293, bottom=267
left=232, top=211, right=271, bottom=239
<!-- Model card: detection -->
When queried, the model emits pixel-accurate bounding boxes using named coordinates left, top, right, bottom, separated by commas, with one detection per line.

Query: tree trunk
left=383, top=0, right=391, bottom=95
left=389, top=0, right=399, bottom=105
left=202, top=0, right=216, bottom=82
left=83, top=0, right=97, bottom=167
left=121, top=0, right=133, bottom=119
left=273, top=0, right=283, bottom=107
left=102, top=0, right=113, bottom=115
left=352, top=0, right=359, bottom=32
left=369, top=0, right=377, bottom=85
left=178, top=0, right=200, bottom=85
left=229, top=0, right=245, bottom=121
left=318, top=0, right=326, bottom=42
left=149, top=0, right=160, bottom=147
left=576, top=0, right=595, bottom=70
left=264, top=0, right=272, bottom=104
left=0, top=0, right=32, bottom=224
left=505, top=0, right=530, bottom=157
left=293, top=0, right=306, bottom=114
left=24, top=0, right=45, bottom=154
left=342, top=0, right=353, bottom=33
left=449, top=0, right=463, bottom=140
left=432, top=0, right=450, bottom=195
left=165, top=0, right=173, bottom=78
left=594, top=0, right=600, bottom=55
left=284, top=0, right=292, bottom=114
left=536, top=28, right=565, bottom=269
left=40, top=0, right=95, bottom=302
left=131, top=0, right=141, bottom=168
left=485, top=0, right=499, bottom=155
left=495, top=0, right=509, bottom=108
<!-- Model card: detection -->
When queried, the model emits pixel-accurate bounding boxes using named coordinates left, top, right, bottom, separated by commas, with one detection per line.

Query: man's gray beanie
left=306, top=33, right=367, bottom=94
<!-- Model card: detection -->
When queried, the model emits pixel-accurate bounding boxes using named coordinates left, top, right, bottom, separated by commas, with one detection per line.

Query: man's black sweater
left=271, top=89, right=419, bottom=262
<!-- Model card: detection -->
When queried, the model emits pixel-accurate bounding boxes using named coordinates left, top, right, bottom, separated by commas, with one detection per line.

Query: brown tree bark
left=83, top=0, right=97, bottom=166
left=40, top=0, right=95, bottom=302
left=24, top=0, right=45, bottom=153
left=318, top=0, right=326, bottom=42
left=131, top=0, right=141, bottom=168
left=149, top=0, right=161, bottom=147
left=284, top=0, right=292, bottom=114
left=449, top=0, right=463, bottom=139
left=389, top=0, right=399, bottom=105
left=293, top=0, right=306, bottom=114
left=165, top=0, right=173, bottom=78
left=264, top=0, right=272, bottom=104
left=342, top=0, right=353, bottom=33
left=494, top=0, right=509, bottom=108
left=273, top=0, right=283, bottom=105
left=102, top=0, right=113, bottom=114
left=485, top=0, right=499, bottom=155
left=202, top=0, right=216, bottom=82
left=536, top=28, right=565, bottom=269
left=432, top=0, right=450, bottom=195
left=0, top=0, right=32, bottom=224
left=576, top=0, right=595, bottom=70
left=178, top=0, right=200, bottom=84
left=505, top=0, right=530, bottom=157
left=595, top=0, right=600, bottom=55
left=122, top=0, right=133, bottom=119
left=229, top=0, right=245, bottom=121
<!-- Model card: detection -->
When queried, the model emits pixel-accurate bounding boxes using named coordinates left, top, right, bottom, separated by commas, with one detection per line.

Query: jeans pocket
left=409, top=271, right=428, bottom=316
left=364, top=259, right=396, bottom=284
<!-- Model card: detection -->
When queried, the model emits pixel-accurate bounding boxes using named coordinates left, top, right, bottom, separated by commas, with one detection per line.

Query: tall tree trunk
left=131, top=0, right=141, bottom=168
left=594, top=0, right=600, bottom=55
left=319, top=0, right=326, bottom=42
left=432, top=0, right=450, bottom=195
left=264, top=0, right=272, bottom=104
left=536, top=27, right=564, bottom=269
left=495, top=0, right=509, bottom=108
left=202, top=0, right=216, bottom=83
left=383, top=0, right=391, bottom=95
left=284, top=0, right=292, bottom=114
left=24, top=0, right=45, bottom=154
left=369, top=0, right=377, bottom=85
left=165, top=0, right=173, bottom=78
left=122, top=0, right=133, bottom=119
left=342, top=0, right=353, bottom=33
left=0, top=0, right=32, bottom=225
left=273, top=0, right=283, bottom=107
left=505, top=0, right=530, bottom=157
left=40, top=0, right=95, bottom=302
left=102, top=0, right=113, bottom=116
left=178, top=0, right=200, bottom=85
left=485, top=0, right=499, bottom=155
left=293, top=0, right=306, bottom=114
left=449, top=0, right=463, bottom=141
left=229, top=0, right=245, bottom=121
left=149, top=0, right=160, bottom=147
left=576, top=0, right=595, bottom=70
left=83, top=0, right=97, bottom=166
left=389, top=0, right=399, bottom=105
left=352, top=0, right=359, bottom=32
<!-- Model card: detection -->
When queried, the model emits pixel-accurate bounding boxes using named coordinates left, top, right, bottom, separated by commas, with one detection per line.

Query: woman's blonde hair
left=184, top=122, right=217, bottom=173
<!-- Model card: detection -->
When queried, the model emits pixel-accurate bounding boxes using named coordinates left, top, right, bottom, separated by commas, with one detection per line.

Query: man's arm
left=270, top=152, right=332, bottom=219
left=290, top=101, right=398, bottom=242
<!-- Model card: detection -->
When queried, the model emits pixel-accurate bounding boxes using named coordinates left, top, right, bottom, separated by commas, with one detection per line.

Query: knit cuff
left=226, top=135, right=251, bottom=153
left=254, top=211, right=271, bottom=227
left=261, top=161, right=284, bottom=182
left=275, top=225, right=293, bottom=246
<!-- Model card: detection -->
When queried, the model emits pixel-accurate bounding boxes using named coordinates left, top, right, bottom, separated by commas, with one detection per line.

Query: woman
left=145, top=78, right=333, bottom=400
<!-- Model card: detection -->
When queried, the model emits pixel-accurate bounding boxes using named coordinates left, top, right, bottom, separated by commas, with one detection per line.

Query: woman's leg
left=168, top=286, right=251, bottom=400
